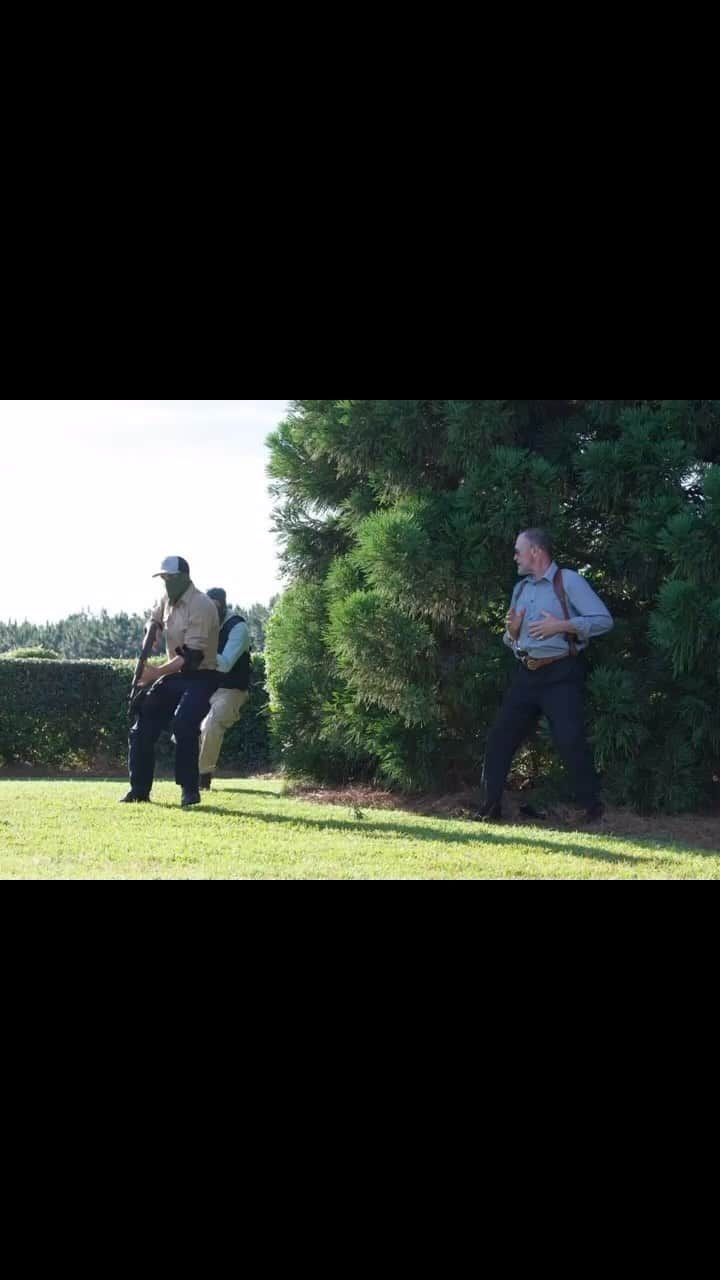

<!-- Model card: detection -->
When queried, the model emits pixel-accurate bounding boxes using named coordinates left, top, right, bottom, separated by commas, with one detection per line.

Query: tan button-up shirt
left=152, top=584, right=219, bottom=671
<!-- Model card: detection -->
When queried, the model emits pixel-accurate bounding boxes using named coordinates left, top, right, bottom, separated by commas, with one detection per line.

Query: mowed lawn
left=1, top=777, right=718, bottom=879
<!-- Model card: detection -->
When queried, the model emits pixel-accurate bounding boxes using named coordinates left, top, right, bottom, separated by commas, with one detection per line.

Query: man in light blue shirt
left=199, top=588, right=251, bottom=790
left=475, top=528, right=614, bottom=824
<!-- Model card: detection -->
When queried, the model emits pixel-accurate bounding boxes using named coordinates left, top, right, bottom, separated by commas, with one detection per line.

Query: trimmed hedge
left=0, top=654, right=270, bottom=773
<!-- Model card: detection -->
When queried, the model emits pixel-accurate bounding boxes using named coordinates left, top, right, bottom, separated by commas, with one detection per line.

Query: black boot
left=199, top=773, right=213, bottom=791
left=519, top=803, right=548, bottom=820
left=471, top=801, right=504, bottom=823
left=583, top=802, right=605, bottom=823
left=181, top=790, right=201, bottom=809
left=120, top=791, right=150, bottom=804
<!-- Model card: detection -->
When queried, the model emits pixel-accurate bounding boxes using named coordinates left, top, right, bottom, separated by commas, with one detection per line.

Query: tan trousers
left=199, top=688, right=249, bottom=775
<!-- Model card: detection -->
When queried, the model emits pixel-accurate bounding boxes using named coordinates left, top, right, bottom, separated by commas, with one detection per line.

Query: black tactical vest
left=218, top=615, right=251, bottom=691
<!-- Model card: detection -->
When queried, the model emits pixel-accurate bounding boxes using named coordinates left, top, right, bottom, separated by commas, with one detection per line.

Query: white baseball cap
left=153, top=556, right=191, bottom=578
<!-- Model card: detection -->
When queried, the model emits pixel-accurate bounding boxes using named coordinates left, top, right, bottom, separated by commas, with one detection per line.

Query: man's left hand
left=528, top=612, right=562, bottom=641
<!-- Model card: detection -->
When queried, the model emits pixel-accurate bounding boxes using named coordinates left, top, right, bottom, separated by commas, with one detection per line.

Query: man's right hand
left=505, top=607, right=526, bottom=641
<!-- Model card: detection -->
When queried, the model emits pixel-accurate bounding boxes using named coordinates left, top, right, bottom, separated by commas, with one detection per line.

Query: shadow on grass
left=202, top=787, right=284, bottom=800
left=6, top=779, right=715, bottom=867
left=153, top=802, right=717, bottom=869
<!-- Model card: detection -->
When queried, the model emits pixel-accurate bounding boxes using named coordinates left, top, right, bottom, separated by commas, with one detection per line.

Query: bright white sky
left=0, top=400, right=291, bottom=623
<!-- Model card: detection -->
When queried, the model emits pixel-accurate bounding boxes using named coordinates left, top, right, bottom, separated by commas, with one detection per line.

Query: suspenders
left=515, top=569, right=578, bottom=657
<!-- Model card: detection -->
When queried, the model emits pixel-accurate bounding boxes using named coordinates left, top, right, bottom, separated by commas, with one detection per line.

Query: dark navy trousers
left=482, top=657, right=600, bottom=809
left=129, top=672, right=218, bottom=797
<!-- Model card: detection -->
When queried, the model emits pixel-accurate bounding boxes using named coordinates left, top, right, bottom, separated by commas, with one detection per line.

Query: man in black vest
left=199, top=588, right=251, bottom=791
left=475, top=529, right=614, bottom=825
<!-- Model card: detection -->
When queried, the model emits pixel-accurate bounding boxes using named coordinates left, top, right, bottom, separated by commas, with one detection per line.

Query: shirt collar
left=171, top=583, right=194, bottom=607
left=538, top=561, right=559, bottom=584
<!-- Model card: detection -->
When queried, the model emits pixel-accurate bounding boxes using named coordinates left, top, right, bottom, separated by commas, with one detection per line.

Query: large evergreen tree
left=266, top=399, right=720, bottom=812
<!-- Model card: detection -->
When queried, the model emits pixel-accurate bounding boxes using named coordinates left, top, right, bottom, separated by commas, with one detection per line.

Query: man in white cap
left=121, top=557, right=220, bottom=808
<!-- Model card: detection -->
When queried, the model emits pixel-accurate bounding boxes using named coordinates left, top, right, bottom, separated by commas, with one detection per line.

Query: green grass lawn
left=1, top=777, right=718, bottom=879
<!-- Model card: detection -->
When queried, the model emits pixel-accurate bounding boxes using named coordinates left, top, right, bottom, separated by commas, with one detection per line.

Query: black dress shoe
left=583, top=802, right=605, bottom=823
left=120, top=791, right=150, bottom=804
left=181, top=791, right=202, bottom=809
left=471, top=801, right=504, bottom=823
left=199, top=773, right=213, bottom=791
left=519, top=803, right=548, bottom=820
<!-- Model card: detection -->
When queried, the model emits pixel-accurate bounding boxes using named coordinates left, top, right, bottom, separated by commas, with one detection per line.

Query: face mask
left=164, top=573, right=191, bottom=604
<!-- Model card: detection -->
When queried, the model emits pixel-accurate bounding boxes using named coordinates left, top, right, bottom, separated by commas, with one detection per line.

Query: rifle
left=129, top=619, right=163, bottom=717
